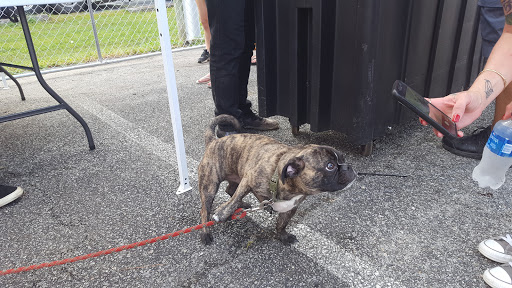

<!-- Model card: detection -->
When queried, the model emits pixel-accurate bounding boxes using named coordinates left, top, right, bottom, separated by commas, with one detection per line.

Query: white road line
left=245, top=208, right=404, bottom=288
left=289, top=224, right=405, bottom=288
left=76, top=99, right=199, bottom=173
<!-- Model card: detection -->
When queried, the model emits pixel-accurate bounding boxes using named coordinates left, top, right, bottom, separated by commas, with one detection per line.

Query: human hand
left=419, top=90, right=484, bottom=137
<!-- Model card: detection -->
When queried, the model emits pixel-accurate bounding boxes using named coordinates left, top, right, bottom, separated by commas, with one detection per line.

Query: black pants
left=206, top=0, right=255, bottom=119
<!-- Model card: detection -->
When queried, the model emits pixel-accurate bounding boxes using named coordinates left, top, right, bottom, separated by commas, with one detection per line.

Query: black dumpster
left=255, top=0, right=481, bottom=155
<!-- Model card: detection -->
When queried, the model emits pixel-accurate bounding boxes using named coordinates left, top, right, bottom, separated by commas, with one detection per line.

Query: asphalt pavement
left=1, top=48, right=511, bottom=287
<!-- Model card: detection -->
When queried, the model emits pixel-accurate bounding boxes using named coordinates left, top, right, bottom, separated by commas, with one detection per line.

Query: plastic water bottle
left=472, top=119, right=512, bottom=189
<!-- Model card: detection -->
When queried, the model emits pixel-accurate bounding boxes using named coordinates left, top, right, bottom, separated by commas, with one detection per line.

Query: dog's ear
left=281, top=157, right=305, bottom=184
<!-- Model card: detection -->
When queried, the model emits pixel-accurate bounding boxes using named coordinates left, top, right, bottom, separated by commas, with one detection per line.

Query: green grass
left=0, top=6, right=201, bottom=74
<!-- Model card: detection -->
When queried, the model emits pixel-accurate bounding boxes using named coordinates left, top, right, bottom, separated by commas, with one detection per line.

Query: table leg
left=0, top=65, right=25, bottom=101
left=16, top=6, right=95, bottom=150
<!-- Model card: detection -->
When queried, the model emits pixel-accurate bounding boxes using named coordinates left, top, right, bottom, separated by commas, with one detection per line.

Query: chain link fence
left=0, top=0, right=205, bottom=76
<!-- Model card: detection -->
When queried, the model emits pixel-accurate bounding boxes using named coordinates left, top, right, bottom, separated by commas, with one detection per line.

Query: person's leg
left=207, top=0, right=247, bottom=120
left=235, top=0, right=278, bottom=130
left=196, top=0, right=210, bottom=63
left=0, top=185, right=23, bottom=207
left=207, top=0, right=278, bottom=131
left=237, top=0, right=255, bottom=115
left=195, top=0, right=210, bottom=52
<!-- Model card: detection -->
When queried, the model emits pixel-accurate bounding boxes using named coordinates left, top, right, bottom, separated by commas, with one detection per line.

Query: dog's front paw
left=212, top=209, right=231, bottom=222
left=200, top=232, right=214, bottom=245
left=278, top=232, right=298, bottom=245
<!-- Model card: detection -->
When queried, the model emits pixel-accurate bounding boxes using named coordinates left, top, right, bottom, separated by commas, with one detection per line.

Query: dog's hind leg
left=199, top=177, right=220, bottom=245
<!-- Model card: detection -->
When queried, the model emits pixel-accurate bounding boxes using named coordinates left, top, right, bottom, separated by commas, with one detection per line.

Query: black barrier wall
left=255, top=0, right=481, bottom=152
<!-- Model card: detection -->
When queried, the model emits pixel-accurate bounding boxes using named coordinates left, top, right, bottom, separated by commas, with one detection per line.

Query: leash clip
left=244, top=200, right=273, bottom=213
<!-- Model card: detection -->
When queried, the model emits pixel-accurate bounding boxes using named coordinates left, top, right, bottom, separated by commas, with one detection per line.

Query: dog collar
left=268, top=167, right=304, bottom=213
left=269, top=168, right=280, bottom=202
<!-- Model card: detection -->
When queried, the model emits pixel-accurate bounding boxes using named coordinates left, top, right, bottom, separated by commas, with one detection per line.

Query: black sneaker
left=442, top=125, right=492, bottom=159
left=241, top=110, right=279, bottom=131
left=0, top=185, right=23, bottom=207
left=198, top=49, right=210, bottom=63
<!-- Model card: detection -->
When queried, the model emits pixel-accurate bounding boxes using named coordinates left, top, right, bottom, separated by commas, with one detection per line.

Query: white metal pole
left=154, top=0, right=192, bottom=194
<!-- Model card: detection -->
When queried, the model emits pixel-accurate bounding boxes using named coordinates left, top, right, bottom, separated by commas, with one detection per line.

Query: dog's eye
left=326, top=162, right=336, bottom=171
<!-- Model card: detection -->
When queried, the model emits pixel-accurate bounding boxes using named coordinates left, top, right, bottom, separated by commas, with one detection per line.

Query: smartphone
left=392, top=80, right=458, bottom=138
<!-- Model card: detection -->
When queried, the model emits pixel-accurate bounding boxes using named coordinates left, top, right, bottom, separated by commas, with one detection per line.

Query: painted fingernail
left=452, top=114, right=460, bottom=122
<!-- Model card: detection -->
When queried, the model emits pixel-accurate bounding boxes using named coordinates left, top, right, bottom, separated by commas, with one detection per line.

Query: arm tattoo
left=485, top=79, right=494, bottom=99
left=502, top=0, right=512, bottom=25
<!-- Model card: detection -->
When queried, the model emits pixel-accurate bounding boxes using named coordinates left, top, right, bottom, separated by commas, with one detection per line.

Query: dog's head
left=280, top=145, right=356, bottom=195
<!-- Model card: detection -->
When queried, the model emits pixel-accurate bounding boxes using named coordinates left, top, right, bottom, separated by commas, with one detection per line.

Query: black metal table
left=1, top=5, right=95, bottom=150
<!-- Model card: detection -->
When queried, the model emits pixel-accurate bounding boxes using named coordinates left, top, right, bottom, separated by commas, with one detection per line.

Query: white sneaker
left=0, top=185, right=23, bottom=207
left=483, top=262, right=512, bottom=288
left=479, top=235, right=512, bottom=263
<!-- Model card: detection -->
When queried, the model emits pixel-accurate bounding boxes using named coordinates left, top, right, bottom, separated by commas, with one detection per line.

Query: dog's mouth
left=337, top=164, right=357, bottom=190
left=341, top=177, right=356, bottom=191
left=331, top=150, right=357, bottom=188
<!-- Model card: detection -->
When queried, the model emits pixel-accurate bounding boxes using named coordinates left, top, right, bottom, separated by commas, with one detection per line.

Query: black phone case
left=392, top=80, right=457, bottom=139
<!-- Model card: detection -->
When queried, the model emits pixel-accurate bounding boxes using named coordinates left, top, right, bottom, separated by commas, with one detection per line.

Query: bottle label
left=486, top=131, right=512, bottom=157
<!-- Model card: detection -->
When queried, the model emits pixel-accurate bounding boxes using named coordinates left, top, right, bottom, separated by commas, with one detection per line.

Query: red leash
left=0, top=209, right=247, bottom=276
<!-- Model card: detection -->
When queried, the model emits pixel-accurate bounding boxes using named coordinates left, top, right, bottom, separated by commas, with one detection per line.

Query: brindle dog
left=199, top=115, right=357, bottom=245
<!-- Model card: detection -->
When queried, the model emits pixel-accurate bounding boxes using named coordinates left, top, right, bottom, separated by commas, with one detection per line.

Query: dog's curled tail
left=205, top=114, right=241, bottom=147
